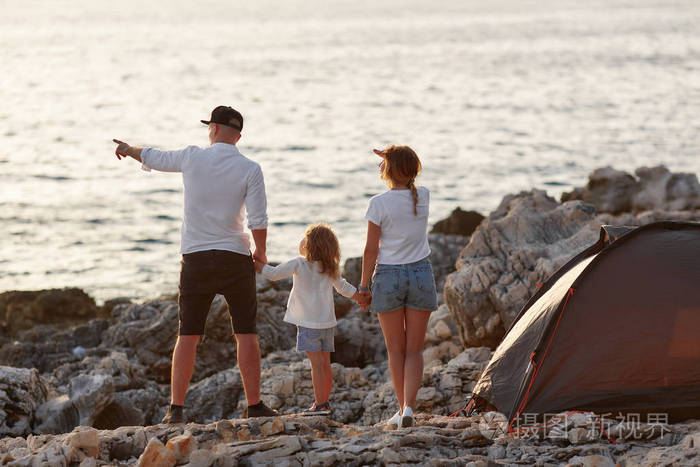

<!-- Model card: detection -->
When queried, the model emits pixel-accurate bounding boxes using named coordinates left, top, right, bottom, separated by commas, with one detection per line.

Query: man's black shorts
left=178, top=249, right=257, bottom=335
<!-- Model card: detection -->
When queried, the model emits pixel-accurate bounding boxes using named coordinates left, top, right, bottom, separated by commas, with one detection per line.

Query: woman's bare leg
left=378, top=308, right=407, bottom=409
left=403, top=308, right=432, bottom=409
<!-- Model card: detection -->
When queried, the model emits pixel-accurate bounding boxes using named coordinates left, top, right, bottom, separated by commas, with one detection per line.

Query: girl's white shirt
left=261, top=257, right=357, bottom=329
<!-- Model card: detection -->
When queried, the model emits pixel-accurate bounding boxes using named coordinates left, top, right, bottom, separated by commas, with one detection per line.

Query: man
left=113, top=105, right=277, bottom=423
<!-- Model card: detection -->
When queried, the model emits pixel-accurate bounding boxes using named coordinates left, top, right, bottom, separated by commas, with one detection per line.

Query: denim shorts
left=297, top=326, right=335, bottom=352
left=370, top=258, right=438, bottom=313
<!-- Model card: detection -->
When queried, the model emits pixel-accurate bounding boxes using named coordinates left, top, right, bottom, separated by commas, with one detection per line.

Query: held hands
left=353, top=288, right=372, bottom=312
left=252, top=250, right=267, bottom=273
left=253, top=259, right=265, bottom=273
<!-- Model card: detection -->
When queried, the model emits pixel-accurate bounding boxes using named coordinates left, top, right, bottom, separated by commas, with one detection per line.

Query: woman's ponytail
left=408, top=179, right=418, bottom=216
left=381, top=145, right=422, bottom=215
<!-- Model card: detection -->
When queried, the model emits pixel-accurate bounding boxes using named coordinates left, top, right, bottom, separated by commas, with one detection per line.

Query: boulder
left=444, top=190, right=601, bottom=348
left=165, top=431, right=197, bottom=463
left=35, top=374, right=115, bottom=434
left=35, top=395, right=80, bottom=435
left=0, top=366, right=49, bottom=437
left=93, top=393, right=145, bottom=429
left=445, top=188, right=700, bottom=349
left=428, top=233, right=470, bottom=295
left=431, top=207, right=485, bottom=236
left=332, top=295, right=354, bottom=319
left=561, top=165, right=700, bottom=214
left=561, top=166, right=637, bottom=213
left=0, top=288, right=100, bottom=337
left=137, top=437, right=176, bottom=467
left=182, top=368, right=244, bottom=424
left=333, top=311, right=386, bottom=368
left=425, top=304, right=459, bottom=345
left=64, top=426, right=100, bottom=459
left=0, top=319, right=110, bottom=373
left=119, top=381, right=170, bottom=426
left=342, top=257, right=363, bottom=290
left=633, top=165, right=700, bottom=212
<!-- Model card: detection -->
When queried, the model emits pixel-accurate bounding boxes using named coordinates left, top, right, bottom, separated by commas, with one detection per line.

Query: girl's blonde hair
left=380, top=145, right=422, bottom=215
left=302, top=223, right=341, bottom=278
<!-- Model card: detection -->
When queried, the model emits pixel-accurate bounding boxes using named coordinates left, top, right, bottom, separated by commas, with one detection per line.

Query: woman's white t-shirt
left=261, top=257, right=357, bottom=329
left=364, top=187, right=431, bottom=265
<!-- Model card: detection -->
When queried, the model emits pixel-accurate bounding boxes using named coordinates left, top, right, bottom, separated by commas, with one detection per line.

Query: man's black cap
left=201, top=106, right=243, bottom=131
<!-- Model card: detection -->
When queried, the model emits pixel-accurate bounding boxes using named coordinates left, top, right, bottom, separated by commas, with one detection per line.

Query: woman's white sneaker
left=387, top=410, right=402, bottom=428
left=401, top=406, right=414, bottom=428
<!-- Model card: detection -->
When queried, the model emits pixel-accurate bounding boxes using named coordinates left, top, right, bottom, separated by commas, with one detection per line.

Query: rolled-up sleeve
left=246, top=164, right=268, bottom=230
left=141, top=145, right=198, bottom=173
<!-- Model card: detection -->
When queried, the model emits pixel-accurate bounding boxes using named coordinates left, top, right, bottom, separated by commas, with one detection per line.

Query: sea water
left=1, top=0, right=699, bottom=302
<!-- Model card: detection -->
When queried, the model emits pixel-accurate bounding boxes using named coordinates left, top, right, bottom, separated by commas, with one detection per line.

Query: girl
left=256, top=223, right=360, bottom=415
left=358, top=145, right=438, bottom=428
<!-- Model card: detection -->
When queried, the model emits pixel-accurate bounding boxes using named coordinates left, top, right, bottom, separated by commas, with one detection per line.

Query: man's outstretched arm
left=113, top=139, right=143, bottom=162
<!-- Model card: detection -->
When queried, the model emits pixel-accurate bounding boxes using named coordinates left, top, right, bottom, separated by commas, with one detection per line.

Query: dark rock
left=342, top=257, right=362, bottom=290
left=119, top=382, right=169, bottom=426
left=0, top=288, right=100, bottom=337
left=93, top=393, right=145, bottom=429
left=0, top=319, right=111, bottom=372
left=333, top=295, right=354, bottom=319
left=431, top=207, right=485, bottom=236
left=101, top=297, right=133, bottom=316
left=100, top=295, right=298, bottom=385
left=0, top=340, right=74, bottom=373
left=333, top=311, right=386, bottom=368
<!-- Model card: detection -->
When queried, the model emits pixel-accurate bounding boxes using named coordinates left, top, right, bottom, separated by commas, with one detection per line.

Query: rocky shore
left=1, top=165, right=699, bottom=466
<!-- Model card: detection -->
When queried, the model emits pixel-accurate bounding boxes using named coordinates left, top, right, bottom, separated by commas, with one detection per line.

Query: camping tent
left=467, top=221, right=700, bottom=425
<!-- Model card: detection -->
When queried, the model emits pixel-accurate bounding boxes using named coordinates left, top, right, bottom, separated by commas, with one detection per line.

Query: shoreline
left=2, top=164, right=699, bottom=305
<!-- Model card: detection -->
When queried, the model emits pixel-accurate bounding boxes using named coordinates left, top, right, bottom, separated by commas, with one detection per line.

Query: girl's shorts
left=297, top=326, right=335, bottom=352
left=370, top=258, right=438, bottom=313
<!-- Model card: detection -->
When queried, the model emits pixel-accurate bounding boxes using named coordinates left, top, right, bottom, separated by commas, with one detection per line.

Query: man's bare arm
left=113, top=139, right=143, bottom=163
left=251, top=228, right=267, bottom=265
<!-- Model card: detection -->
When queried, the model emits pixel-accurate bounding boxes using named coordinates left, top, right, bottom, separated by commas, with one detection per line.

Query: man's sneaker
left=401, top=406, right=414, bottom=428
left=386, top=409, right=402, bottom=428
left=161, top=405, right=184, bottom=424
left=244, top=401, right=279, bottom=418
left=302, top=402, right=332, bottom=416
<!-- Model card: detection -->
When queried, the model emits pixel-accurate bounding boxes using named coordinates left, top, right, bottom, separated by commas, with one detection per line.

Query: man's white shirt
left=141, top=142, right=267, bottom=255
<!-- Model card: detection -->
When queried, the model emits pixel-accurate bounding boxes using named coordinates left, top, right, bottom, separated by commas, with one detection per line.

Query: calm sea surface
left=1, top=0, right=699, bottom=303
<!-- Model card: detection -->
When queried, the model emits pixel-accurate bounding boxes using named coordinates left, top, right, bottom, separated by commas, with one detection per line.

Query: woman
left=358, top=145, right=438, bottom=428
